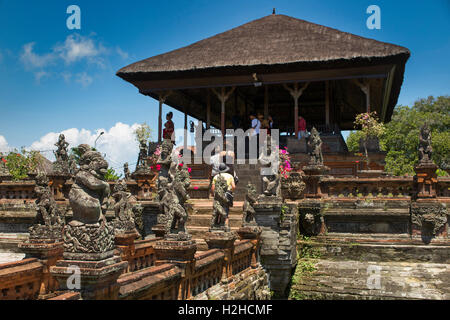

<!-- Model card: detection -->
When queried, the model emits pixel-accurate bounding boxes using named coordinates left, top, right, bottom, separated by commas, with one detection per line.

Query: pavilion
left=117, top=12, right=409, bottom=157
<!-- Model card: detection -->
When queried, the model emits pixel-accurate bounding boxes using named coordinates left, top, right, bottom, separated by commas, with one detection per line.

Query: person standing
left=298, top=115, right=307, bottom=139
left=249, top=113, right=261, bottom=157
left=163, top=112, right=175, bottom=143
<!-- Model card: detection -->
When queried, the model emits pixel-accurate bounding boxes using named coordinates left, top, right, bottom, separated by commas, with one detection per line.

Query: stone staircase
left=186, top=200, right=244, bottom=250
left=290, top=236, right=450, bottom=300
left=291, top=259, right=450, bottom=300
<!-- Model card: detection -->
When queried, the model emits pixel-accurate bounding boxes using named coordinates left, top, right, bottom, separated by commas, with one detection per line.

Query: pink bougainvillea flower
left=179, top=163, right=183, bottom=167
left=187, top=167, right=192, bottom=173
left=1, top=158, right=6, bottom=163
left=156, top=164, right=161, bottom=171
left=193, top=186, right=199, bottom=190
left=150, top=166, right=154, bottom=170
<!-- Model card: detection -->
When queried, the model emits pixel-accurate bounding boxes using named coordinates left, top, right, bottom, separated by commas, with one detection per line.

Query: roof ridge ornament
left=272, top=8, right=276, bottom=15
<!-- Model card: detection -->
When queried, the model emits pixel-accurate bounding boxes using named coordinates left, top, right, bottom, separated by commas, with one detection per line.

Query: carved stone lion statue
left=64, top=144, right=115, bottom=255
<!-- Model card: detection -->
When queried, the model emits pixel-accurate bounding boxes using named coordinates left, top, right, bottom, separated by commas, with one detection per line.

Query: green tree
left=4, top=148, right=39, bottom=180
left=353, top=112, right=385, bottom=167
left=346, top=95, right=450, bottom=176
left=104, top=167, right=122, bottom=181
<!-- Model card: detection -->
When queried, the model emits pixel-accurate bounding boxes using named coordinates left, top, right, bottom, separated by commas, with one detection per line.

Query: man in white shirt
left=249, top=114, right=261, bottom=158
left=250, top=114, right=260, bottom=136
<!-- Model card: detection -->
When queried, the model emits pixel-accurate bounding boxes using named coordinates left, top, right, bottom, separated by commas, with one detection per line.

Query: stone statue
left=123, top=162, right=131, bottom=180
left=68, top=154, right=78, bottom=176
left=165, top=165, right=190, bottom=236
left=418, top=123, right=433, bottom=164
left=258, top=138, right=281, bottom=197
left=135, top=138, right=149, bottom=172
left=53, top=134, right=70, bottom=173
left=156, top=139, right=173, bottom=180
left=28, top=172, right=65, bottom=241
left=111, top=180, right=140, bottom=236
left=307, top=127, right=323, bottom=166
left=286, top=171, right=306, bottom=200
left=211, top=175, right=230, bottom=229
left=242, top=183, right=257, bottom=225
left=63, top=144, right=115, bottom=256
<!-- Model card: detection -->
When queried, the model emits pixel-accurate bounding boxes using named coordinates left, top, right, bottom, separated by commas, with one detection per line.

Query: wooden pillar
left=212, top=86, right=235, bottom=136
left=284, top=82, right=309, bottom=138
left=206, top=89, right=211, bottom=130
left=264, top=85, right=269, bottom=118
left=325, top=81, right=330, bottom=126
left=353, top=79, right=371, bottom=113
left=158, top=99, right=163, bottom=144
left=184, top=106, right=188, bottom=152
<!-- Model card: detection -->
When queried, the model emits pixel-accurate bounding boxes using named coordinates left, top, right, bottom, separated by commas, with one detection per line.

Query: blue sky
left=0, top=0, right=449, bottom=170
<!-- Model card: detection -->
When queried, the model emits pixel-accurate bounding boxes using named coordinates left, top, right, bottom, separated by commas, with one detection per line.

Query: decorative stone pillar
left=154, top=234, right=197, bottom=299
left=253, top=198, right=298, bottom=297
left=303, top=127, right=330, bottom=198
left=238, top=182, right=262, bottom=268
left=19, top=172, right=65, bottom=298
left=302, top=165, right=329, bottom=198
left=205, top=230, right=237, bottom=282
left=410, top=124, right=447, bottom=242
left=414, top=163, right=438, bottom=199
left=50, top=144, right=127, bottom=300
left=19, top=241, right=64, bottom=299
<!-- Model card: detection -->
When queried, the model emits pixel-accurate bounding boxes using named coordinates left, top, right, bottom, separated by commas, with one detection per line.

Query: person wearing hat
left=211, top=163, right=236, bottom=227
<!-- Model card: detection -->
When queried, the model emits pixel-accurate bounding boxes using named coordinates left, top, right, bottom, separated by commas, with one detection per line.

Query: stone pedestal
left=414, top=162, right=438, bottom=198
left=50, top=256, right=128, bottom=300
left=411, top=200, right=447, bottom=242
left=237, top=225, right=262, bottom=268
left=18, top=240, right=64, bottom=298
left=205, top=230, right=237, bottom=282
left=302, top=164, right=330, bottom=198
left=154, top=233, right=197, bottom=299
left=253, top=200, right=298, bottom=297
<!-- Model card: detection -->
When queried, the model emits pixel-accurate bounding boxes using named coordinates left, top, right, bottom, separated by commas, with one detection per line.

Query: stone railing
left=190, top=249, right=224, bottom=296
left=115, top=238, right=159, bottom=273
left=0, top=258, right=43, bottom=300
left=0, top=181, right=36, bottom=202
left=321, top=176, right=414, bottom=199
left=231, top=240, right=253, bottom=275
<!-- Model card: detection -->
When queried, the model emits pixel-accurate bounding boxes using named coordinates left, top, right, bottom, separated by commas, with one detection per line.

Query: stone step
left=299, top=237, right=450, bottom=263
left=186, top=226, right=240, bottom=239
left=188, top=214, right=243, bottom=227
left=290, top=259, right=450, bottom=300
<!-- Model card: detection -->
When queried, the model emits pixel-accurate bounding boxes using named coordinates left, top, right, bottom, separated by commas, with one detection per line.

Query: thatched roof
left=117, top=14, right=409, bottom=77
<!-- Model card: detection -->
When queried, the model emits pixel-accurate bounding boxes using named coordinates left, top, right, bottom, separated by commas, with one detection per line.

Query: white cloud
left=116, top=47, right=129, bottom=60
left=54, top=34, right=107, bottom=66
left=75, top=72, right=93, bottom=87
left=20, top=42, right=55, bottom=69
left=0, top=135, right=10, bottom=153
left=30, top=122, right=141, bottom=172
left=34, top=71, right=50, bottom=83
